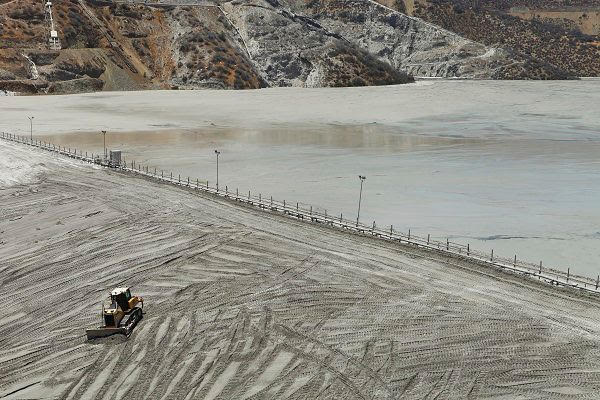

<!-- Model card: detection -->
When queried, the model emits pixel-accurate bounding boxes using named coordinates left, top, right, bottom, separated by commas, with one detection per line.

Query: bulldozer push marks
left=2, top=130, right=599, bottom=296
left=3, top=136, right=600, bottom=398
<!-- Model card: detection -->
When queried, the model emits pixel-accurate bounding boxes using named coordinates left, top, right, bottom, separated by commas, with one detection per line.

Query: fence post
left=187, top=177, right=189, bottom=186
left=236, top=188, right=239, bottom=199
left=490, top=249, right=494, bottom=261
left=271, top=196, right=273, bottom=208
left=539, top=261, right=542, bottom=279
left=408, top=229, right=411, bottom=241
left=178, top=174, right=180, bottom=184
left=467, top=243, right=470, bottom=255
left=427, top=234, right=430, bottom=244
left=297, top=202, right=299, bottom=212
left=340, top=213, right=343, bottom=223
left=372, top=221, right=375, bottom=232
left=226, top=186, right=228, bottom=196
left=596, top=275, right=599, bottom=290
left=390, top=225, right=393, bottom=236
left=162, top=170, right=164, bottom=178
left=283, top=199, right=286, bottom=208
left=197, top=179, right=199, bottom=189
left=248, top=190, right=250, bottom=200
left=567, top=268, right=570, bottom=283
left=310, top=205, right=312, bottom=216
left=259, top=193, right=262, bottom=206
left=206, top=181, right=209, bottom=189
left=446, top=238, right=449, bottom=250
left=514, top=255, right=517, bottom=267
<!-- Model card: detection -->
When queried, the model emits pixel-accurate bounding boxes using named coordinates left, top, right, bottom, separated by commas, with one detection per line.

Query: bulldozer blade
left=86, top=307, right=143, bottom=340
left=86, top=327, right=127, bottom=340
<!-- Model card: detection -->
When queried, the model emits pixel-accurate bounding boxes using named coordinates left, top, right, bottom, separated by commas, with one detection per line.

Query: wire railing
left=2, top=130, right=599, bottom=296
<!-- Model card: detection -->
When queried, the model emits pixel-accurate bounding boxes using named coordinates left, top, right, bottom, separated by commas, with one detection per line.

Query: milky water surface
left=2, top=80, right=599, bottom=276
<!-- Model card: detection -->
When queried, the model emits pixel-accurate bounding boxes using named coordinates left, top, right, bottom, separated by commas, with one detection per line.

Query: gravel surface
left=2, top=141, right=600, bottom=399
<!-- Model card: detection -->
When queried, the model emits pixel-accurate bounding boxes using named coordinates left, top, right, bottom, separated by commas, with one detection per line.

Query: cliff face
left=290, top=0, right=572, bottom=79
left=220, top=1, right=411, bottom=87
left=378, top=0, right=600, bottom=78
left=0, top=0, right=576, bottom=95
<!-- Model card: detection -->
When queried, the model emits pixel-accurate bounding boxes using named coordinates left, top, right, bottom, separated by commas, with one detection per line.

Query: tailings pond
left=2, top=80, right=599, bottom=276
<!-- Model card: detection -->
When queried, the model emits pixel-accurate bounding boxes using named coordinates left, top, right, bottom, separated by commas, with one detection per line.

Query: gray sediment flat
left=1, top=140, right=600, bottom=399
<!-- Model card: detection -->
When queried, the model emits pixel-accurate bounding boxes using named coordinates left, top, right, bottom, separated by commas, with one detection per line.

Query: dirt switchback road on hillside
left=1, top=140, right=600, bottom=399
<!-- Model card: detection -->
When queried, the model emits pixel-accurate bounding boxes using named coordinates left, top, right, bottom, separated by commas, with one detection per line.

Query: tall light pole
left=356, top=175, right=366, bottom=227
left=28, top=116, right=34, bottom=142
left=101, top=130, right=107, bottom=160
left=214, top=149, right=221, bottom=190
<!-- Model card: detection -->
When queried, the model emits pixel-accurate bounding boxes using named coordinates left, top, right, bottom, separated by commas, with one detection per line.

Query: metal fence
left=3, top=131, right=599, bottom=296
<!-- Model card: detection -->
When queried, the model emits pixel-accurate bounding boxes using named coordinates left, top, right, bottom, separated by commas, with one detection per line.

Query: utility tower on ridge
left=44, top=1, right=61, bottom=50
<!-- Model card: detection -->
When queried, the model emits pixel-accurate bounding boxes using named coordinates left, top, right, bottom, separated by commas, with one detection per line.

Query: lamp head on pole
left=214, top=149, right=220, bottom=155
left=358, top=175, right=366, bottom=181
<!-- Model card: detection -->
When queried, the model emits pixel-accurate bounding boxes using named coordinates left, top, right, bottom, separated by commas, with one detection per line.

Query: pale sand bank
left=1, top=141, right=600, bottom=399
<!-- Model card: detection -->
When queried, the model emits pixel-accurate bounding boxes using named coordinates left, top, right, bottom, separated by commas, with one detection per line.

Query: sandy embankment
left=2, top=141, right=600, bottom=399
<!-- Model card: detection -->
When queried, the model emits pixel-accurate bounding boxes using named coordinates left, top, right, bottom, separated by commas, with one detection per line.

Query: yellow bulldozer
left=86, top=287, right=144, bottom=340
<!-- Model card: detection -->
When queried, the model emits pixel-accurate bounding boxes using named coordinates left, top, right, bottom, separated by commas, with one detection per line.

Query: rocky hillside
left=0, top=0, right=411, bottom=94
left=383, top=0, right=600, bottom=77
left=0, top=0, right=578, bottom=95
left=290, top=0, right=572, bottom=79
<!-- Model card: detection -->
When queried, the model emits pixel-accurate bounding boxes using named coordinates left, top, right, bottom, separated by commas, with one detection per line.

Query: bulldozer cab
left=111, top=287, right=132, bottom=312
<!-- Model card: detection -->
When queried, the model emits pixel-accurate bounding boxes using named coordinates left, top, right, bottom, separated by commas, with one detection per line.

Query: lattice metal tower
left=44, top=1, right=61, bottom=50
